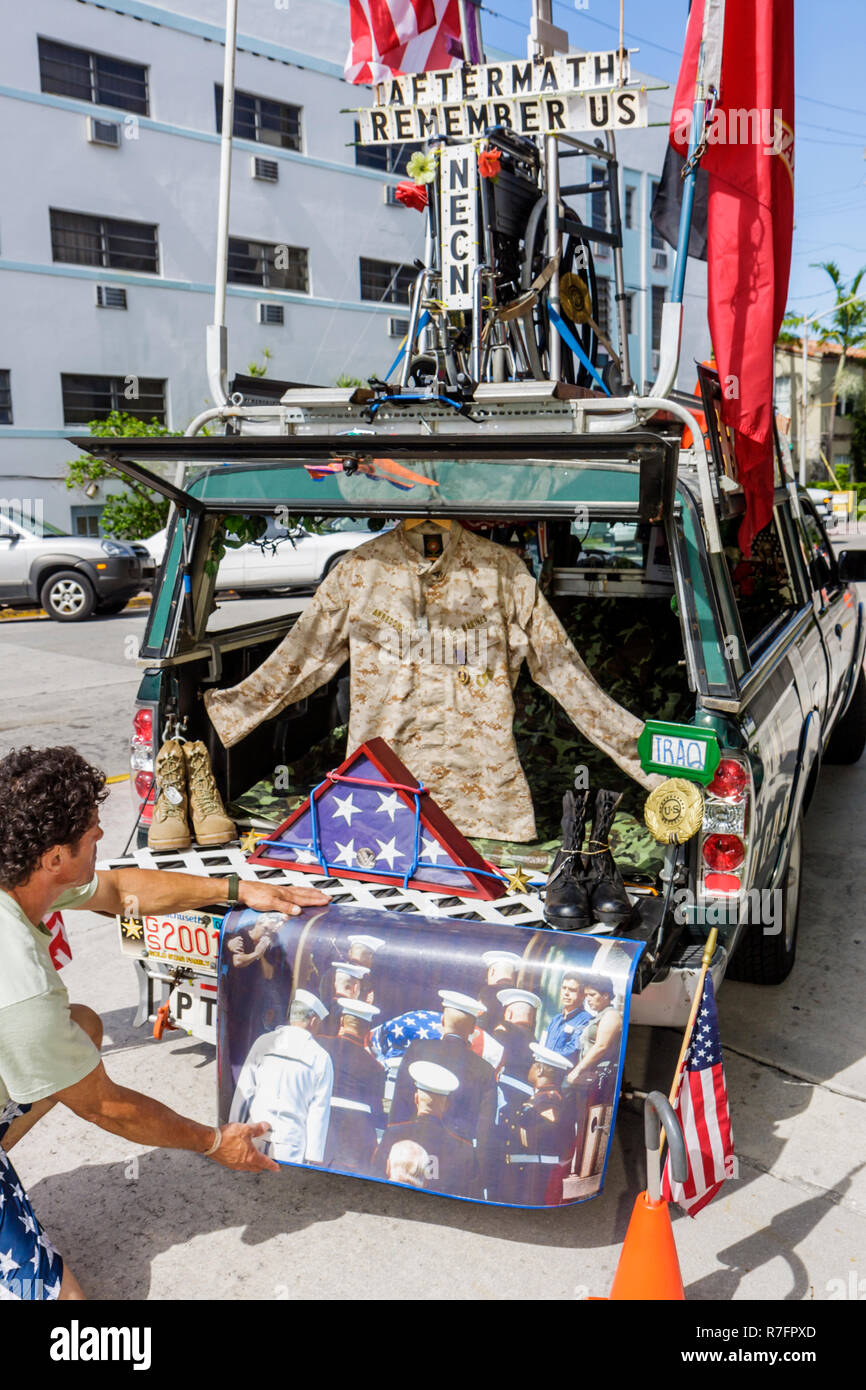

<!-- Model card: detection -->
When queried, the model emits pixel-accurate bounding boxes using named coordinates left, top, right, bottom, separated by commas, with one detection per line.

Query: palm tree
left=809, top=261, right=866, bottom=478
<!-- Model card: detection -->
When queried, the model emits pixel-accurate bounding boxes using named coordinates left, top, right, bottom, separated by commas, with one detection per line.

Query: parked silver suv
left=0, top=514, right=154, bottom=621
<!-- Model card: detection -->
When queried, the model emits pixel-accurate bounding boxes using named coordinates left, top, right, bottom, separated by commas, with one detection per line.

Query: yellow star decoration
left=505, top=867, right=531, bottom=895
left=240, top=829, right=267, bottom=855
left=120, top=917, right=143, bottom=939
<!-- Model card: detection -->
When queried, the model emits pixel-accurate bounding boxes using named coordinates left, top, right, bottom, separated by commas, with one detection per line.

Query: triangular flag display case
left=246, top=738, right=506, bottom=901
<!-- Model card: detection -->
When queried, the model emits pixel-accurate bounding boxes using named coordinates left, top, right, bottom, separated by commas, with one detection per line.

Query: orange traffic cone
left=608, top=1190, right=684, bottom=1300
left=592, top=1091, right=688, bottom=1301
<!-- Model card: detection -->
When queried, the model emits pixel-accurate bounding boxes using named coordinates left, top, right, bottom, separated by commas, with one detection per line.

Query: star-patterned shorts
left=0, top=1100, right=63, bottom=1301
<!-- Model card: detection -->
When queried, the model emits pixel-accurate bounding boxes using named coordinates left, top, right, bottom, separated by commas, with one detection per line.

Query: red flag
left=661, top=971, right=737, bottom=1215
left=345, top=0, right=463, bottom=85
left=671, top=1, right=794, bottom=553
left=44, top=910, right=72, bottom=970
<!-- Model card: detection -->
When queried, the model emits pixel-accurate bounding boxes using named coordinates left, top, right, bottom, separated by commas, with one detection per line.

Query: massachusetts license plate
left=118, top=909, right=223, bottom=974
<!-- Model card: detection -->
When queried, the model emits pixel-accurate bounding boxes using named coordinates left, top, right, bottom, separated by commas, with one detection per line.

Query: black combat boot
left=586, top=789, right=635, bottom=931
left=543, top=789, right=592, bottom=931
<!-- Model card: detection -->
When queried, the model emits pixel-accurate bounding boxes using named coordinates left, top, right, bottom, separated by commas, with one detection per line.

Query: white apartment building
left=0, top=0, right=708, bottom=533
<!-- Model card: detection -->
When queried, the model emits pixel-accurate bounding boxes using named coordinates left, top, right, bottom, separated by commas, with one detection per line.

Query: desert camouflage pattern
left=205, top=523, right=659, bottom=841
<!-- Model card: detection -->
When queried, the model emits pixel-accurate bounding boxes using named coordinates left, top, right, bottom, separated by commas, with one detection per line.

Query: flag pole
left=667, top=926, right=718, bottom=1108
left=670, top=0, right=721, bottom=305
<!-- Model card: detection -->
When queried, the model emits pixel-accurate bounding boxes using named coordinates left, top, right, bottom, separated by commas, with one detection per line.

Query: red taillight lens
left=704, top=871, right=741, bottom=895
left=702, top=834, right=745, bottom=872
left=134, top=771, right=154, bottom=800
left=133, top=708, right=153, bottom=742
left=708, top=758, right=748, bottom=800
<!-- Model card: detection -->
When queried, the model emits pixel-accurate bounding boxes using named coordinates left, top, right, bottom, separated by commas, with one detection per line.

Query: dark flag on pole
left=650, top=147, right=708, bottom=261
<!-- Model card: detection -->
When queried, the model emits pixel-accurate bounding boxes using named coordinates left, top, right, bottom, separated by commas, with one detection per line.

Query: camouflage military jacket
left=205, top=523, right=656, bottom=840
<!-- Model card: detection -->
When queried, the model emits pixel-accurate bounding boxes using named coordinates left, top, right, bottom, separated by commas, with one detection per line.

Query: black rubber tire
left=40, top=570, right=96, bottom=622
left=726, top=815, right=802, bottom=985
left=95, top=597, right=128, bottom=615
left=824, top=667, right=866, bottom=765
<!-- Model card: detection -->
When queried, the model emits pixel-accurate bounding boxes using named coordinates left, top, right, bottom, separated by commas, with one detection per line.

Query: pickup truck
left=82, top=372, right=866, bottom=1044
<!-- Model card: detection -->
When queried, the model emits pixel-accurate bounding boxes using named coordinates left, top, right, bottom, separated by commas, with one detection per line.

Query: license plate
left=137, top=964, right=218, bottom=1045
left=118, top=910, right=223, bottom=974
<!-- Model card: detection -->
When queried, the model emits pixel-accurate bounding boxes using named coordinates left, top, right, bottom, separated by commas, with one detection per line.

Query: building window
left=625, top=291, right=636, bottom=336
left=38, top=37, right=148, bottom=115
left=71, top=505, right=104, bottom=537
left=595, top=278, right=611, bottom=339
left=651, top=285, right=666, bottom=351
left=216, top=85, right=301, bottom=151
left=0, top=370, right=11, bottom=425
left=775, top=376, right=792, bottom=416
left=228, top=238, right=309, bottom=292
left=591, top=164, right=608, bottom=232
left=61, top=375, right=167, bottom=425
left=354, top=124, right=422, bottom=175
left=50, top=209, right=159, bottom=273
left=624, top=186, right=636, bottom=230
left=650, top=181, right=665, bottom=250
left=359, top=257, right=416, bottom=304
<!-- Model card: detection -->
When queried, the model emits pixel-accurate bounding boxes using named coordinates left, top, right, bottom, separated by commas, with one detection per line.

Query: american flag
left=344, top=0, right=464, bottom=85
left=369, top=1010, right=504, bottom=1070
left=43, top=912, right=72, bottom=971
left=661, top=971, right=737, bottom=1216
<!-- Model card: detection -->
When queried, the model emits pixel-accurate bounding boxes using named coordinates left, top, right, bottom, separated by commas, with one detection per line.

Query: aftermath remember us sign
left=355, top=49, right=650, bottom=145
left=218, top=902, right=643, bottom=1208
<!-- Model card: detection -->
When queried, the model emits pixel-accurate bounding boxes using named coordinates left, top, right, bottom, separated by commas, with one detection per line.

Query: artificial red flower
left=478, top=148, right=502, bottom=180
left=395, top=182, right=429, bottom=212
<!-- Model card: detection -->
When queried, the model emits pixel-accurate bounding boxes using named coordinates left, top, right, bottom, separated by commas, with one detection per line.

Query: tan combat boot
left=183, top=741, right=236, bottom=846
left=148, top=739, right=192, bottom=851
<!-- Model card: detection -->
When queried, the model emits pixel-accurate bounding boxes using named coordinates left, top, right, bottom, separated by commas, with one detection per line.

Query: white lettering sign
left=355, top=49, right=648, bottom=145
left=440, top=145, right=478, bottom=310
left=650, top=734, right=708, bottom=772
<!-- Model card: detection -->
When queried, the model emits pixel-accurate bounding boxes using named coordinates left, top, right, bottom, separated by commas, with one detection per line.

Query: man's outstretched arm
left=87, top=867, right=329, bottom=918
left=54, top=1060, right=279, bottom=1173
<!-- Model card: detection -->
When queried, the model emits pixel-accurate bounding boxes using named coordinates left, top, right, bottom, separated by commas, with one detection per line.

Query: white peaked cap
left=497, top=988, right=542, bottom=1010
left=294, top=989, right=329, bottom=1021
left=408, top=1061, right=460, bottom=1095
left=337, top=998, right=380, bottom=1021
left=438, top=989, right=486, bottom=1018
left=481, top=950, right=523, bottom=968
left=347, top=935, right=386, bottom=953
left=331, top=961, right=370, bottom=978
left=529, top=1042, right=571, bottom=1071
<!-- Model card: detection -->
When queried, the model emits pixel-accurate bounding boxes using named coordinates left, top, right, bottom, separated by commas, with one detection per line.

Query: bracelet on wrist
left=204, top=1125, right=223, bottom=1157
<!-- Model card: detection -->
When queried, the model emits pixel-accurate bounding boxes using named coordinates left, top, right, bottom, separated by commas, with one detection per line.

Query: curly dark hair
left=0, top=746, right=108, bottom=889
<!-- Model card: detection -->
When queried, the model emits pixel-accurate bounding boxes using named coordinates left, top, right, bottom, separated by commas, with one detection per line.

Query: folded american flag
left=44, top=911, right=72, bottom=971
left=661, top=971, right=737, bottom=1215
left=345, top=0, right=463, bottom=85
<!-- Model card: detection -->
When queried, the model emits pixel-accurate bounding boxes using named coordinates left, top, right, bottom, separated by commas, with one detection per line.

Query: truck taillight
left=699, top=752, right=753, bottom=902
left=707, top=758, right=748, bottom=801
left=130, top=703, right=157, bottom=825
left=702, top=834, right=745, bottom=871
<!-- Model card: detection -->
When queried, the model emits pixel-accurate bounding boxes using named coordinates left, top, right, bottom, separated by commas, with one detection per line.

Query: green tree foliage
left=65, top=412, right=178, bottom=539
left=809, top=261, right=866, bottom=479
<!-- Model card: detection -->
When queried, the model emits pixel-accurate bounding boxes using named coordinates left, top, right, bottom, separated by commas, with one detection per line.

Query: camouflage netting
left=229, top=595, right=692, bottom=878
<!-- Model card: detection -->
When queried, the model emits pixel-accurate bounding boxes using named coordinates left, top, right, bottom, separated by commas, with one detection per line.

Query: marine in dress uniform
left=477, top=951, right=523, bottom=1032
left=389, top=992, right=498, bottom=1168
left=498, top=1044, right=575, bottom=1207
left=204, top=522, right=660, bottom=842
left=373, top=1061, right=481, bottom=1199
left=317, top=998, right=385, bottom=1175
left=228, top=989, right=333, bottom=1164
left=319, top=960, right=371, bottom=1037
left=317, top=934, right=384, bottom=1020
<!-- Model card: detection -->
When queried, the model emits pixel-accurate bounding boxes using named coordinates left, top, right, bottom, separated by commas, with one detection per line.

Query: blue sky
left=476, top=0, right=866, bottom=319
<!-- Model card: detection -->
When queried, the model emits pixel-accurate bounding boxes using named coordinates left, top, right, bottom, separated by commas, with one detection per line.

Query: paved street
left=1, top=596, right=864, bottom=1301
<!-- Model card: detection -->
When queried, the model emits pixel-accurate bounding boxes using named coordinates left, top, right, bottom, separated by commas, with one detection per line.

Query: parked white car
left=144, top=516, right=379, bottom=592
